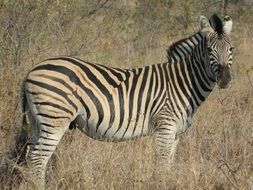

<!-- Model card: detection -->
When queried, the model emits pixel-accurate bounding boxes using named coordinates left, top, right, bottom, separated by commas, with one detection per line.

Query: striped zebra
left=17, top=14, right=233, bottom=188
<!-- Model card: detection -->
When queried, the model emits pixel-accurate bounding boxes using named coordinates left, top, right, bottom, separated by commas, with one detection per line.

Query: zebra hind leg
left=26, top=111, right=69, bottom=189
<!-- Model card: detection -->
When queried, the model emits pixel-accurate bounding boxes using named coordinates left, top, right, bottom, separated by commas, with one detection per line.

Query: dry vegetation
left=0, top=0, right=253, bottom=189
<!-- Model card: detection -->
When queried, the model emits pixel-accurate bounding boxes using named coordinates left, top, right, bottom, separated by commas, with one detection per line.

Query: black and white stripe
left=18, top=14, right=233, bottom=188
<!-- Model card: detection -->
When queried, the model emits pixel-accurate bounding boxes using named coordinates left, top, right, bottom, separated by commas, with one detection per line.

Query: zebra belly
left=73, top=112, right=150, bottom=141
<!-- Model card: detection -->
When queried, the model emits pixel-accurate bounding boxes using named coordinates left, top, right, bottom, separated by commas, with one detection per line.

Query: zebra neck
left=165, top=32, right=216, bottom=116
left=189, top=33, right=217, bottom=99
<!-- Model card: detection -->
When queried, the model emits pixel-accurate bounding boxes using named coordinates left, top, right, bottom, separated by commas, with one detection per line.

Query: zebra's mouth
left=217, top=65, right=232, bottom=89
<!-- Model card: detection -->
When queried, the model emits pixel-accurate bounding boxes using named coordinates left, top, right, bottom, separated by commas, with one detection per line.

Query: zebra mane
left=166, top=37, right=189, bottom=56
left=166, top=32, right=203, bottom=60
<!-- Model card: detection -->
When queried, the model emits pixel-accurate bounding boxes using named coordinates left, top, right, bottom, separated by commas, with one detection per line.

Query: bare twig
left=215, top=160, right=240, bottom=189
left=80, top=0, right=109, bottom=20
left=246, top=69, right=253, bottom=90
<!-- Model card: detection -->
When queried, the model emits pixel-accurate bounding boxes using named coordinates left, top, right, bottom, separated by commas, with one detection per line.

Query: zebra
left=17, top=14, right=233, bottom=188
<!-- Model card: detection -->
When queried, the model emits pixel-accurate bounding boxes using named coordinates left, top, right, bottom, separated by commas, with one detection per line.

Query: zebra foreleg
left=152, top=125, right=179, bottom=184
left=155, top=125, right=179, bottom=171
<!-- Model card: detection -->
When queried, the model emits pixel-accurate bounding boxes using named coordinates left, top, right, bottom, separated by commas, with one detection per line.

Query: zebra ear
left=199, top=16, right=214, bottom=34
left=209, top=14, right=223, bottom=35
left=223, top=15, right=233, bottom=35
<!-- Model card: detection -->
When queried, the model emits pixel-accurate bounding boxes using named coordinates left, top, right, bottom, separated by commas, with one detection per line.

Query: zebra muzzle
left=217, top=65, right=231, bottom=89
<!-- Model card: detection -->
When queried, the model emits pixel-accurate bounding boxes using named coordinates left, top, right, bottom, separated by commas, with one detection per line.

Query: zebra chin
left=218, top=80, right=230, bottom=89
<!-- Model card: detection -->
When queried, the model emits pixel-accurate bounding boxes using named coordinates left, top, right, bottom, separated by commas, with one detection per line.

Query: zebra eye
left=230, top=47, right=234, bottom=52
left=207, top=47, right=212, bottom=53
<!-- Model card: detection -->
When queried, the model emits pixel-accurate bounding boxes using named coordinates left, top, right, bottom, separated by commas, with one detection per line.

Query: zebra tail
left=14, top=80, right=29, bottom=163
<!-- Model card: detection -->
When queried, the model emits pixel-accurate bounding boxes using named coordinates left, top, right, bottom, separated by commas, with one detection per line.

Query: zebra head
left=199, top=14, right=233, bottom=88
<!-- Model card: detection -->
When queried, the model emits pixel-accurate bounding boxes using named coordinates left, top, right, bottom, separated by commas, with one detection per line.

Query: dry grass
left=0, top=1, right=253, bottom=189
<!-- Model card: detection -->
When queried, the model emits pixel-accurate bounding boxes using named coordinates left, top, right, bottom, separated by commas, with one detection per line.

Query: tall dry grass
left=0, top=1, right=253, bottom=189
